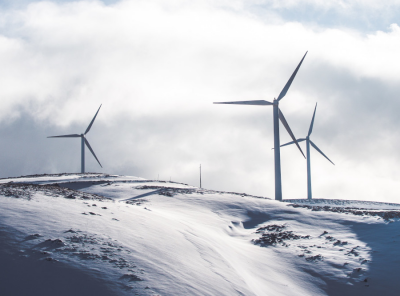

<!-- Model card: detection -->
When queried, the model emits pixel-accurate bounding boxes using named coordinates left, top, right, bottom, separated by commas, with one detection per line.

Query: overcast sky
left=1, top=0, right=400, bottom=202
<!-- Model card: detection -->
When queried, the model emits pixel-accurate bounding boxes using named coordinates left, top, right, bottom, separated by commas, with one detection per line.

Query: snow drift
left=0, top=174, right=399, bottom=295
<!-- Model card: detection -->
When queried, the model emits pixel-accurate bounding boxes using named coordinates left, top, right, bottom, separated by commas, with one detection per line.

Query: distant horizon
left=1, top=171, right=399, bottom=205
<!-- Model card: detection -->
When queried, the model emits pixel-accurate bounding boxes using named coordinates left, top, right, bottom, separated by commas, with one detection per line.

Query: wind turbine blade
left=310, top=140, right=335, bottom=165
left=213, top=100, right=273, bottom=106
left=278, top=109, right=306, bottom=158
left=280, top=138, right=306, bottom=147
left=277, top=51, right=308, bottom=101
left=84, top=138, right=102, bottom=168
left=85, top=104, right=102, bottom=135
left=308, top=103, right=317, bottom=136
left=47, top=134, right=81, bottom=138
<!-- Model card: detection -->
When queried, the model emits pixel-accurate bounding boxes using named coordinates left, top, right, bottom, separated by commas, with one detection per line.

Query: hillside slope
left=0, top=174, right=399, bottom=296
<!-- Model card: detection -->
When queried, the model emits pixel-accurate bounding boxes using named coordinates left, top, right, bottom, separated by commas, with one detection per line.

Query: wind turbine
left=48, top=105, right=103, bottom=174
left=280, top=103, right=334, bottom=199
left=214, top=52, right=308, bottom=201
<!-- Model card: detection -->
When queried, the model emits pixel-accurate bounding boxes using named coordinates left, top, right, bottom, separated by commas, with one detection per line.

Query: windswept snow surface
left=284, top=198, right=400, bottom=210
left=1, top=174, right=399, bottom=296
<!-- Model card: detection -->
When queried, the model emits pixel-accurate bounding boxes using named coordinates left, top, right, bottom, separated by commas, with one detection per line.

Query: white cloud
left=251, top=0, right=400, bottom=10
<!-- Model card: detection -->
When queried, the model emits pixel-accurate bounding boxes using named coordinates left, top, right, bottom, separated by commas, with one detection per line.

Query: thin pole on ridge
left=200, top=164, right=202, bottom=189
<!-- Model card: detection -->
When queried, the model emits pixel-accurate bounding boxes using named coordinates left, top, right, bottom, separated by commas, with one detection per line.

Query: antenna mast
left=200, top=164, right=202, bottom=189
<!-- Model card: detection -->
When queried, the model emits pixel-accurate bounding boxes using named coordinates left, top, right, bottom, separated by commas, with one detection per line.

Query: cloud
left=252, top=0, right=400, bottom=9
left=245, top=0, right=400, bottom=32
left=0, top=0, right=400, bottom=202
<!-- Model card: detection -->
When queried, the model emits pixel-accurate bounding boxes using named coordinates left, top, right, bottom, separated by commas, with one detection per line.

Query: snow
left=1, top=174, right=399, bottom=295
left=0, top=173, right=146, bottom=185
left=284, top=198, right=400, bottom=210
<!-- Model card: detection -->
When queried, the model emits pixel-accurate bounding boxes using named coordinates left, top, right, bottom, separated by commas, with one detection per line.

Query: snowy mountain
left=1, top=174, right=399, bottom=296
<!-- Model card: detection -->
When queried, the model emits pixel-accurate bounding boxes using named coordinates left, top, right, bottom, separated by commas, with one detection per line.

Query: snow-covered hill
left=1, top=174, right=399, bottom=296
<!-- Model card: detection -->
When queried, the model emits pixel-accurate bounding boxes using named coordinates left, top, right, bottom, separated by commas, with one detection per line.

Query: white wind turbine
left=48, top=105, right=103, bottom=173
left=281, top=103, right=334, bottom=199
left=214, top=52, right=308, bottom=201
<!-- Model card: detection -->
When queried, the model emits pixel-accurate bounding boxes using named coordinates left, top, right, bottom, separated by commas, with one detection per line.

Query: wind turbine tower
left=48, top=105, right=103, bottom=174
left=214, top=52, right=308, bottom=201
left=281, top=103, right=334, bottom=199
